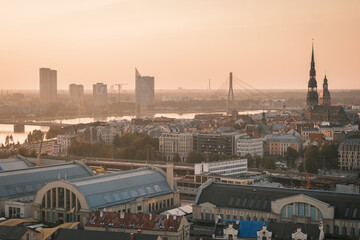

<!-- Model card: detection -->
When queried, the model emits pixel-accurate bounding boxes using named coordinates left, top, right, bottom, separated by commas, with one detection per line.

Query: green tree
left=173, top=153, right=181, bottom=162
left=244, top=153, right=254, bottom=168
left=304, top=145, right=320, bottom=173
left=27, top=130, right=44, bottom=143
left=320, top=143, right=339, bottom=169
left=113, top=134, right=121, bottom=148
left=262, top=157, right=276, bottom=169
left=285, top=147, right=299, bottom=169
left=186, top=150, right=205, bottom=163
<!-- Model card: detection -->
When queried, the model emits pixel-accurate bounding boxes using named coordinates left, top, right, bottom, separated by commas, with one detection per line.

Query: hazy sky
left=0, top=0, right=359, bottom=90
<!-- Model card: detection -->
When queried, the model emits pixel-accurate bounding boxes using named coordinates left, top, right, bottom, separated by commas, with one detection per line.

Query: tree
left=186, top=150, right=205, bottom=163
left=320, top=143, right=339, bottom=169
left=173, top=153, right=181, bottom=162
left=262, top=157, right=276, bottom=169
left=285, top=147, right=299, bottom=169
left=28, top=130, right=44, bottom=143
left=304, top=145, right=320, bottom=173
left=244, top=153, right=255, bottom=168
left=113, top=134, right=121, bottom=148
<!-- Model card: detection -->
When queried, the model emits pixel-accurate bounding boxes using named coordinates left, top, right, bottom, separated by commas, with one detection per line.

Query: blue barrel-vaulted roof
left=67, top=168, right=176, bottom=209
left=0, top=162, right=94, bottom=200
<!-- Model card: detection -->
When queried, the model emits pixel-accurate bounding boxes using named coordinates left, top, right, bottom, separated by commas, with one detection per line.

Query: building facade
left=32, top=166, right=180, bottom=226
left=193, top=180, right=360, bottom=239
left=338, top=139, right=360, bottom=170
left=135, top=68, right=155, bottom=109
left=69, top=84, right=84, bottom=102
left=159, top=133, right=193, bottom=162
left=93, top=83, right=108, bottom=106
left=85, top=211, right=190, bottom=240
left=193, top=133, right=234, bottom=156
left=56, top=134, right=76, bottom=154
left=194, top=159, right=247, bottom=177
left=264, top=134, right=302, bottom=156
left=39, top=68, right=57, bottom=104
left=235, top=135, right=264, bottom=157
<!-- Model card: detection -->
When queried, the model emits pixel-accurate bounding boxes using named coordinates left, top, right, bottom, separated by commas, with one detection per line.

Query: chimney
left=166, top=214, right=169, bottom=220
left=64, top=173, right=67, bottom=180
left=149, top=214, right=152, bottom=221
left=137, top=229, right=142, bottom=234
left=130, top=233, right=134, bottom=240
left=58, top=173, right=60, bottom=179
left=120, top=212, right=125, bottom=219
left=100, top=210, right=104, bottom=217
left=173, top=215, right=176, bottom=220
left=166, top=163, right=174, bottom=190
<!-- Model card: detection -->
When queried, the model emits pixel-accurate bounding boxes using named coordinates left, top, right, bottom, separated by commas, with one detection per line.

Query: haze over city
left=1, top=0, right=360, bottom=90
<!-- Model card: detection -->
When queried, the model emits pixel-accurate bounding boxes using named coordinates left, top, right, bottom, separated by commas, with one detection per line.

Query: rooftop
left=0, top=157, right=31, bottom=172
left=0, top=162, right=93, bottom=200
left=195, top=181, right=360, bottom=221
left=85, top=211, right=183, bottom=232
left=54, top=229, right=159, bottom=240
left=66, top=168, right=175, bottom=209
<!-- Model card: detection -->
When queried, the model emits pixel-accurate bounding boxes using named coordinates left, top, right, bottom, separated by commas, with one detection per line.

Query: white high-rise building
left=93, top=83, right=108, bottom=106
left=159, top=133, right=193, bottom=162
left=69, top=84, right=84, bottom=102
left=236, top=135, right=264, bottom=157
left=135, top=68, right=154, bottom=109
left=39, top=68, right=57, bottom=104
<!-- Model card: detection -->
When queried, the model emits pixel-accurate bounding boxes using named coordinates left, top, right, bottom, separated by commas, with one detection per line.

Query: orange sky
left=0, top=0, right=359, bottom=90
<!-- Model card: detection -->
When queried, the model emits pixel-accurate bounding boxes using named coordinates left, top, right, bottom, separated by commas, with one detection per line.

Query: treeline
left=68, top=133, right=159, bottom=160
left=299, top=143, right=339, bottom=173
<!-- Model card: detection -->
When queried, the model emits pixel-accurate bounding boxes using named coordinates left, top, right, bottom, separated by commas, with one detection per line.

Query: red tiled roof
left=85, top=211, right=182, bottom=232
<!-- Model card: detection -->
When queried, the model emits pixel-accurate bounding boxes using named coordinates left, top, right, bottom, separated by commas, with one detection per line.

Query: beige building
left=338, top=139, right=360, bottom=170
left=135, top=68, right=155, bottom=109
left=264, top=134, right=302, bottom=156
left=93, top=83, right=108, bottom=106
left=85, top=211, right=189, bottom=240
left=39, top=68, right=57, bottom=104
left=193, top=180, right=360, bottom=238
left=69, top=84, right=84, bottom=102
left=32, top=166, right=180, bottom=226
left=159, top=133, right=193, bottom=162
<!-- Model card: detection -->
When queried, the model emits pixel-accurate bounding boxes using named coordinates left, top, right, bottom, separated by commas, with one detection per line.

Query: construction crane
left=114, top=83, right=128, bottom=94
left=35, top=138, right=44, bottom=167
left=305, top=170, right=312, bottom=189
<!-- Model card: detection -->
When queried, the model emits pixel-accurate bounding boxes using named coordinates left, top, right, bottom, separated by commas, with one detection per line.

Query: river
left=0, top=110, right=267, bottom=145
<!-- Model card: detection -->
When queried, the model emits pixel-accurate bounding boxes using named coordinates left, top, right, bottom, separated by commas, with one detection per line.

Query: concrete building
left=135, top=68, right=155, bottom=109
left=264, top=134, right=302, bottom=156
left=69, top=84, right=84, bottom=102
left=159, top=133, right=193, bottom=162
left=56, top=134, right=76, bottom=154
left=193, top=133, right=234, bottom=156
left=235, top=135, right=264, bottom=157
left=85, top=211, right=189, bottom=240
left=33, top=166, right=180, bottom=226
left=93, top=83, right=108, bottom=106
left=193, top=180, right=360, bottom=239
left=338, top=139, right=360, bottom=170
left=97, top=126, right=122, bottom=144
left=0, top=162, right=93, bottom=217
left=194, top=159, right=247, bottom=177
left=39, top=68, right=57, bottom=104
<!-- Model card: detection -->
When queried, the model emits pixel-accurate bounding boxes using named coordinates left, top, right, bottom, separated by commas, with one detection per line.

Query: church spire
left=310, top=42, right=316, bottom=77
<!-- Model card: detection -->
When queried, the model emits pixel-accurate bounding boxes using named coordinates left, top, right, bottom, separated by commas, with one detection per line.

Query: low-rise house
left=85, top=211, right=189, bottom=240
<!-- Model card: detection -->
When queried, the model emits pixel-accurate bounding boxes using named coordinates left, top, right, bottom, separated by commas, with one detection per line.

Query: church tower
left=319, top=75, right=331, bottom=105
left=306, top=44, right=319, bottom=110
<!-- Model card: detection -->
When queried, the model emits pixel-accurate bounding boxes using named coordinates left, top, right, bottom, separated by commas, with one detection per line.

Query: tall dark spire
left=310, top=42, right=316, bottom=77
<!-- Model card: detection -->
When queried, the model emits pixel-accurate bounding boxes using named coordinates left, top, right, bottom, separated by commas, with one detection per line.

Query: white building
left=57, top=134, right=76, bottom=154
left=194, top=159, right=247, bottom=176
left=135, top=68, right=155, bottom=109
left=97, top=126, right=122, bottom=144
left=93, top=83, right=108, bottom=106
left=39, top=68, right=57, bottom=104
left=236, top=135, right=264, bottom=157
left=69, top=84, right=84, bottom=102
left=159, top=133, right=193, bottom=162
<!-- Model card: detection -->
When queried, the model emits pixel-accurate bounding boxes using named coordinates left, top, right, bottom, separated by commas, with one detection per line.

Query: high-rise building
left=135, top=68, right=154, bottom=109
left=39, top=68, right=57, bottom=104
left=69, top=84, right=84, bottom=102
left=93, top=83, right=108, bottom=106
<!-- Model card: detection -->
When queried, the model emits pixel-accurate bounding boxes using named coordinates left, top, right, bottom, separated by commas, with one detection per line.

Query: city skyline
left=0, top=0, right=360, bottom=90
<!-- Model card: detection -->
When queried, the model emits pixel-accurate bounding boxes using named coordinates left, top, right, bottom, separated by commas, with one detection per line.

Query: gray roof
left=340, top=139, right=360, bottom=145
left=265, top=134, right=301, bottom=143
left=0, top=225, right=34, bottom=240
left=0, top=162, right=93, bottom=200
left=54, top=229, right=159, bottom=240
left=195, top=182, right=360, bottom=221
left=0, top=158, right=31, bottom=172
left=267, top=222, right=320, bottom=240
left=67, top=168, right=175, bottom=209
